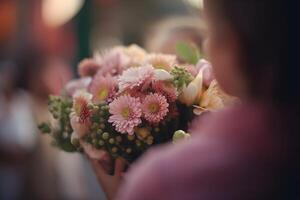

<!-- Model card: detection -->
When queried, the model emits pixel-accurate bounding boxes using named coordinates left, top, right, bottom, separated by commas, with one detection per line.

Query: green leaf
left=175, top=42, right=202, bottom=65
left=38, top=122, right=52, bottom=134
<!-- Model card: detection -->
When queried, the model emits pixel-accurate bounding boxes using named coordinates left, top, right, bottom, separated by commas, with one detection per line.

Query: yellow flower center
left=74, top=98, right=85, bottom=115
left=121, top=107, right=130, bottom=118
left=74, top=103, right=81, bottom=115
left=97, top=88, right=109, bottom=101
left=148, top=103, right=159, bottom=113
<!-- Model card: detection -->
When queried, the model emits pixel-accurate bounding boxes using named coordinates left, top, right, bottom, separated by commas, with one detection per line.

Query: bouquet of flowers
left=38, top=44, right=233, bottom=163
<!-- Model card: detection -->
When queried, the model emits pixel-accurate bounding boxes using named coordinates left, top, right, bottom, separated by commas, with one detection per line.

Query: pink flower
left=108, top=95, right=142, bottom=135
left=64, top=77, right=92, bottom=97
left=70, top=115, right=90, bottom=138
left=118, top=64, right=154, bottom=92
left=97, top=47, right=131, bottom=76
left=72, top=91, right=92, bottom=123
left=70, top=91, right=92, bottom=137
left=142, top=93, right=169, bottom=124
left=196, top=59, right=215, bottom=87
left=89, top=73, right=117, bottom=104
left=78, top=58, right=101, bottom=77
left=145, top=54, right=177, bottom=71
left=152, top=81, right=178, bottom=102
left=123, top=44, right=147, bottom=66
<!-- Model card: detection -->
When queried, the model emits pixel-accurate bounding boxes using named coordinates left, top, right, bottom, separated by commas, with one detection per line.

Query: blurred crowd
left=0, top=0, right=204, bottom=199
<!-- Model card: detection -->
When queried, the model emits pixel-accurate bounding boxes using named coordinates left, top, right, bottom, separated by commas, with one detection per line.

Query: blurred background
left=0, top=0, right=204, bottom=199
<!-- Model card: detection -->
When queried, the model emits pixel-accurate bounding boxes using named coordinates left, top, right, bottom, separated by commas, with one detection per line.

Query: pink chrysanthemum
left=72, top=91, right=92, bottom=124
left=123, top=44, right=147, bottom=66
left=97, top=47, right=131, bottom=76
left=142, top=93, right=169, bottom=124
left=152, top=81, right=178, bottom=102
left=145, top=54, right=177, bottom=71
left=108, top=95, right=142, bottom=135
left=70, top=91, right=93, bottom=137
left=78, top=58, right=101, bottom=77
left=118, top=64, right=154, bottom=92
left=64, top=77, right=92, bottom=97
left=89, top=73, right=117, bottom=104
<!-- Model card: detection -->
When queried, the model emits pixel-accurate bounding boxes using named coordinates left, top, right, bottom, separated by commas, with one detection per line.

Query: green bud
left=109, top=138, right=115, bottom=144
left=127, top=135, right=135, bottom=141
left=92, top=123, right=98, bottom=129
left=38, top=123, right=51, bottom=134
left=104, top=105, right=109, bottom=110
left=93, top=106, right=99, bottom=111
left=112, top=147, right=118, bottom=153
left=92, top=139, right=98, bottom=145
left=173, top=130, right=191, bottom=143
left=65, top=107, right=71, bottom=113
left=102, top=132, right=109, bottom=140
left=100, top=123, right=105, bottom=129
left=126, top=148, right=132, bottom=154
left=146, top=139, right=154, bottom=145
left=97, top=129, right=103, bottom=134
left=98, top=140, right=105, bottom=146
left=71, top=138, right=80, bottom=147
left=154, top=127, right=160, bottom=132
left=88, top=104, right=94, bottom=109
left=100, top=106, right=106, bottom=111
left=174, top=80, right=179, bottom=86
left=135, top=140, right=141, bottom=147
left=99, top=101, right=106, bottom=107
left=116, top=136, right=122, bottom=142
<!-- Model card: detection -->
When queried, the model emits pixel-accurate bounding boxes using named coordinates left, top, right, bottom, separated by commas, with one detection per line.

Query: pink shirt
left=116, top=103, right=287, bottom=200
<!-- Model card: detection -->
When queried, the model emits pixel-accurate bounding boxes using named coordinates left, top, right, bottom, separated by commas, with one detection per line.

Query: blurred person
left=89, top=0, right=300, bottom=199
left=144, top=16, right=205, bottom=54
left=0, top=61, right=37, bottom=200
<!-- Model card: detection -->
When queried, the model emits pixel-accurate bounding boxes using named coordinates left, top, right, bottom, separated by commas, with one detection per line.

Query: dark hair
left=207, top=0, right=299, bottom=105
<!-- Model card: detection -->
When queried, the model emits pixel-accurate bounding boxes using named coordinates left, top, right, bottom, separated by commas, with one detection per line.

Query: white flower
left=154, top=69, right=173, bottom=81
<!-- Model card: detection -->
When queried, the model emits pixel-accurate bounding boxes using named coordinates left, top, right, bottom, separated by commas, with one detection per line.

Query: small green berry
left=128, top=135, right=135, bottom=141
left=116, top=136, right=122, bottom=142
left=71, top=138, right=79, bottom=147
left=102, top=132, right=109, bottom=140
left=98, top=140, right=105, bottom=146
left=126, top=148, right=132, bottom=154
left=112, top=147, right=118, bottom=153
left=135, top=140, right=141, bottom=147
left=100, top=123, right=105, bottom=129
left=92, top=139, right=98, bottom=145
left=109, top=138, right=115, bottom=144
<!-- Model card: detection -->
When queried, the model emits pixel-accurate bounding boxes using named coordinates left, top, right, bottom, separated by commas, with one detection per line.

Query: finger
left=114, top=157, right=127, bottom=176
left=90, top=158, right=109, bottom=181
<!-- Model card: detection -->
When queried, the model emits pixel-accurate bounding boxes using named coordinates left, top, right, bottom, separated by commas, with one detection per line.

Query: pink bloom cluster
left=70, top=45, right=217, bottom=136
left=107, top=64, right=178, bottom=134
